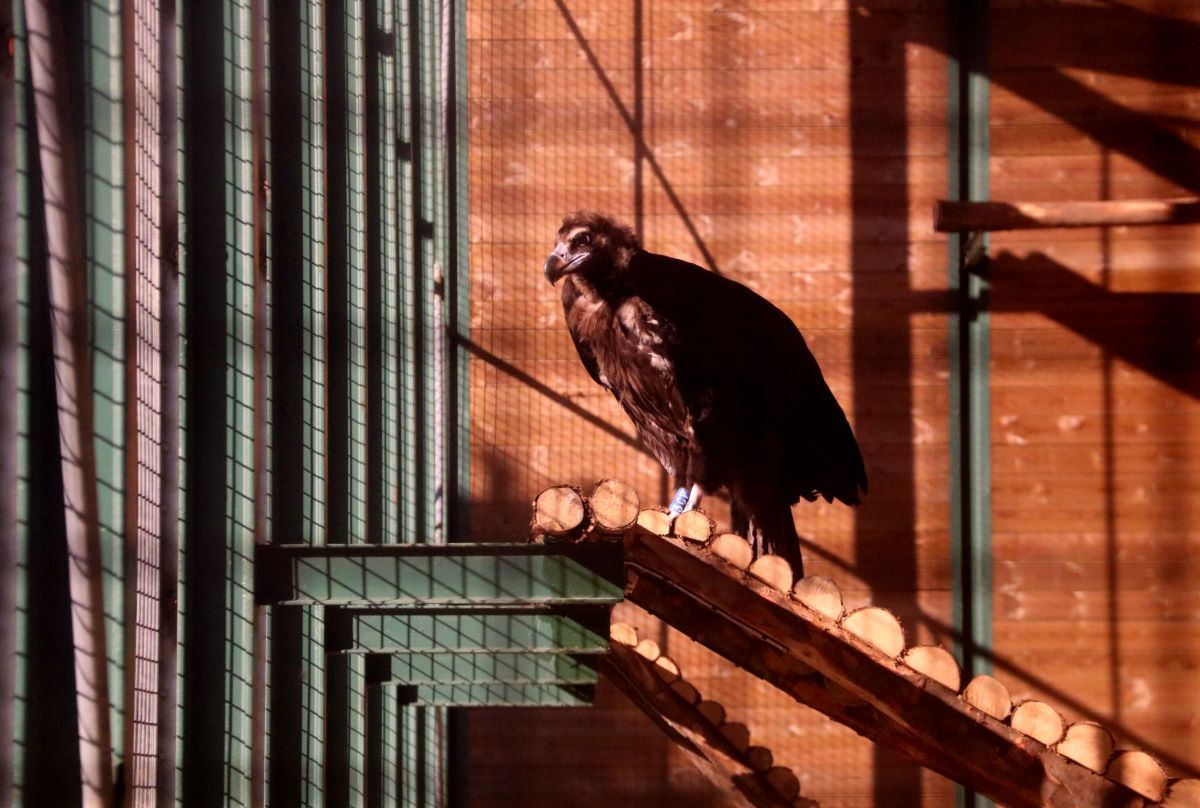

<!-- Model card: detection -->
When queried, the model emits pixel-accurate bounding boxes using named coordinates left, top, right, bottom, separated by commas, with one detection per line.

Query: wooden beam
left=935, top=198, right=1200, bottom=232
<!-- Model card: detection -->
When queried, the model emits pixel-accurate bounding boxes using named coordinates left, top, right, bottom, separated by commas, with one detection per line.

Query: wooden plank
left=936, top=198, right=1200, bottom=232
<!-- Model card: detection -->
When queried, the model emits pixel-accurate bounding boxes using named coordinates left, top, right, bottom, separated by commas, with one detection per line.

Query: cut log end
left=634, top=638, right=661, bottom=662
left=636, top=508, right=672, bottom=537
left=746, top=745, right=774, bottom=772
left=748, top=554, right=795, bottom=593
left=765, top=767, right=801, bottom=802
left=1107, top=750, right=1167, bottom=801
left=673, top=509, right=714, bottom=543
left=590, top=479, right=640, bottom=533
left=709, top=533, right=753, bottom=570
left=531, top=485, right=587, bottom=540
left=1164, top=779, right=1200, bottom=808
left=961, top=674, right=1012, bottom=721
left=791, top=575, right=844, bottom=621
left=609, top=622, right=639, bottom=647
left=841, top=607, right=906, bottom=658
left=1055, top=721, right=1115, bottom=774
left=670, top=678, right=700, bottom=706
left=697, top=699, right=726, bottom=727
left=652, top=655, right=680, bottom=683
left=720, top=721, right=750, bottom=753
left=1010, top=700, right=1065, bottom=747
left=901, top=645, right=961, bottom=692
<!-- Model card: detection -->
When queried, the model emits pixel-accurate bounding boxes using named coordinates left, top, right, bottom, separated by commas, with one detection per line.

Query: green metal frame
left=258, top=543, right=624, bottom=607
left=349, top=611, right=610, bottom=654
left=392, top=683, right=596, bottom=708
left=367, top=652, right=599, bottom=686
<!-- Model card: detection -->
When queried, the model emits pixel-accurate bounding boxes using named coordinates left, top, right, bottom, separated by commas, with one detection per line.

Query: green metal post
left=948, top=2, right=992, bottom=807
left=379, top=685, right=401, bottom=806
left=0, top=0, right=19, bottom=799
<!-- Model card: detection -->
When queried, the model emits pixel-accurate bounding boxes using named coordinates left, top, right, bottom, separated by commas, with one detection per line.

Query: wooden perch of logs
left=531, top=479, right=1200, bottom=808
left=934, top=197, right=1200, bottom=232
left=603, top=621, right=817, bottom=808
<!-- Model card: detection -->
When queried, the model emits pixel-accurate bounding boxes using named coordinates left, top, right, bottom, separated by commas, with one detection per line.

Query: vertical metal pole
left=180, top=0, right=259, bottom=802
left=155, top=0, right=181, bottom=799
left=948, top=2, right=992, bottom=807
left=23, top=2, right=115, bottom=802
left=444, top=0, right=470, bottom=548
left=365, top=0, right=383, bottom=546
left=267, top=0, right=312, bottom=804
left=0, top=0, right=18, bottom=799
left=250, top=0, right=271, bottom=800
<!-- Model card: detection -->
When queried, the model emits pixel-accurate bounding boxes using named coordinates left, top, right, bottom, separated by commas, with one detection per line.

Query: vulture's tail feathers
left=824, top=407, right=868, bottom=506
left=748, top=505, right=804, bottom=579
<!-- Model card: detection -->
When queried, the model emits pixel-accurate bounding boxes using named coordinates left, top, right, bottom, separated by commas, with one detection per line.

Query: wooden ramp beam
left=539, top=480, right=1199, bottom=808
left=934, top=198, right=1200, bottom=232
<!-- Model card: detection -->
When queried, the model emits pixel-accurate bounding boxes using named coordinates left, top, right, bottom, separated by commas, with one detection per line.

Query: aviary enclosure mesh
left=464, top=2, right=959, bottom=805
left=464, top=1, right=1200, bottom=805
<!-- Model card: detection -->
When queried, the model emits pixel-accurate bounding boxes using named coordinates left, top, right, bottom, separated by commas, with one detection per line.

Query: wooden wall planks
left=989, top=0, right=1200, bottom=781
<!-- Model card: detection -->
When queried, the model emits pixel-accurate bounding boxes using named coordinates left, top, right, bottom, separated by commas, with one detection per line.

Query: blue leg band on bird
left=683, top=484, right=704, bottom=512
left=669, top=487, right=689, bottom=515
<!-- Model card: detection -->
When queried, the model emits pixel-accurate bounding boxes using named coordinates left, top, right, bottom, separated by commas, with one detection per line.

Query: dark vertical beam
left=180, top=0, right=229, bottom=801
left=406, top=0, right=429, bottom=540
left=947, top=2, right=992, bottom=806
left=156, top=0, right=181, bottom=798
left=849, top=2, right=921, bottom=804
left=364, top=656, right=389, bottom=808
left=365, top=0, right=384, bottom=546
left=323, top=0, right=351, bottom=800
left=267, top=0, right=306, bottom=803
left=18, top=54, right=83, bottom=803
left=324, top=608, right=353, bottom=807
left=325, top=0, right=349, bottom=547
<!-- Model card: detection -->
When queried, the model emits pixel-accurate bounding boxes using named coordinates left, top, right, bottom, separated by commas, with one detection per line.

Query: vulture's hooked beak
left=544, top=248, right=587, bottom=285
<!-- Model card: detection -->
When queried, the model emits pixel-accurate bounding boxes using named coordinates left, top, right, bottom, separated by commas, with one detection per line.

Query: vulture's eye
left=572, top=232, right=592, bottom=250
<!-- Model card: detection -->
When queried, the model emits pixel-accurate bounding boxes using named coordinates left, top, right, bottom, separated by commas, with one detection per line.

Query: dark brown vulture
left=544, top=211, right=866, bottom=575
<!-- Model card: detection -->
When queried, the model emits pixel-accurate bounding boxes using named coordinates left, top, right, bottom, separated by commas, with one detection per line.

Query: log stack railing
left=532, top=480, right=1200, bottom=808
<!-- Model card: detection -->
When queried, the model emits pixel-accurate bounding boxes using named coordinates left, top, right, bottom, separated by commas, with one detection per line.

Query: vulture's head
left=544, top=211, right=640, bottom=286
